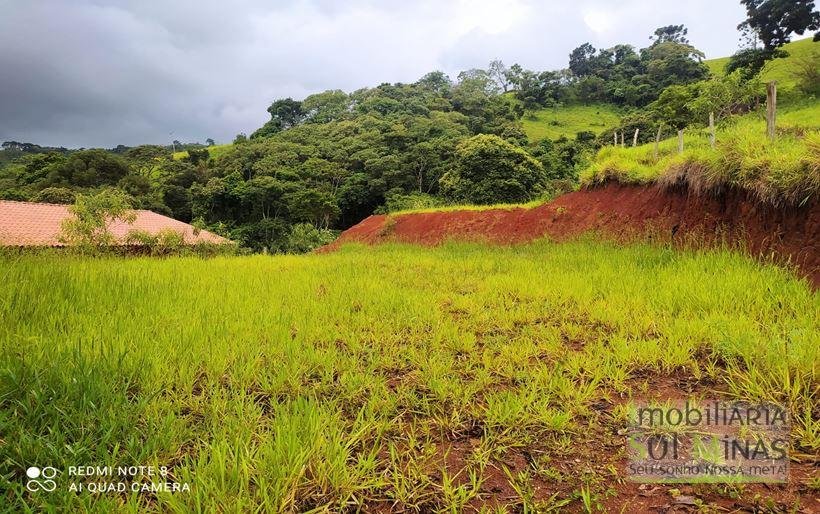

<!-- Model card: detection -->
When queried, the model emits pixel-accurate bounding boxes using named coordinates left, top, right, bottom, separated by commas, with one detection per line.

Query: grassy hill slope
left=705, top=37, right=819, bottom=90
left=521, top=103, right=621, bottom=142
left=172, top=143, right=233, bottom=161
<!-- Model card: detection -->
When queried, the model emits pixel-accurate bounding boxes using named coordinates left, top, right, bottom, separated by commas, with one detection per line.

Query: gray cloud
left=0, top=0, right=749, bottom=148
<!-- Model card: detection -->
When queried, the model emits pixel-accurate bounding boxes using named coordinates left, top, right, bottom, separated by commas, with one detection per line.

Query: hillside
left=705, top=37, right=819, bottom=90
left=172, top=143, right=233, bottom=160
left=520, top=103, right=621, bottom=142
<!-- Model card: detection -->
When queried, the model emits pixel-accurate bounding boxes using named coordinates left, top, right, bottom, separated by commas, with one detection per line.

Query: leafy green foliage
left=738, top=0, right=820, bottom=51
left=441, top=134, right=546, bottom=204
left=566, top=28, right=708, bottom=107
left=2, top=26, right=802, bottom=252
left=59, top=189, right=136, bottom=250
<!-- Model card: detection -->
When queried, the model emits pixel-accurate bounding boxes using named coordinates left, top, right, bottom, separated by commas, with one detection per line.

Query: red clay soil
left=324, top=182, right=820, bottom=287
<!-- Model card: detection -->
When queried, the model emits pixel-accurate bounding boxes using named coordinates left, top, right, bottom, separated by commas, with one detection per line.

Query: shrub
left=285, top=223, right=338, bottom=253
left=440, top=134, right=546, bottom=204
left=59, top=189, right=136, bottom=251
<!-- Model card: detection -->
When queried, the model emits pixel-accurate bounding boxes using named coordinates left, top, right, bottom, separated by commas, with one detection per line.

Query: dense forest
left=2, top=1, right=818, bottom=252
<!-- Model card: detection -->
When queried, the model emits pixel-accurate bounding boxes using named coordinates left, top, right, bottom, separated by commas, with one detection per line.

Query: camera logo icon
left=26, top=466, right=57, bottom=492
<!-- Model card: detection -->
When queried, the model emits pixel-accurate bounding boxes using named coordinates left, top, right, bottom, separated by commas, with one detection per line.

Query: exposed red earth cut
left=324, top=182, right=820, bottom=287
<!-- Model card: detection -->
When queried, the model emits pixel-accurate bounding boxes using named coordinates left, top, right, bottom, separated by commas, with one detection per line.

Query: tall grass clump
left=582, top=111, right=820, bottom=206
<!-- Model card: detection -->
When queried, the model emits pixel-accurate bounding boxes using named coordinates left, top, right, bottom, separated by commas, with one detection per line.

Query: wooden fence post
left=632, top=128, right=640, bottom=147
left=677, top=129, right=684, bottom=154
left=766, top=81, right=777, bottom=141
left=709, top=112, right=715, bottom=149
left=654, top=125, right=662, bottom=160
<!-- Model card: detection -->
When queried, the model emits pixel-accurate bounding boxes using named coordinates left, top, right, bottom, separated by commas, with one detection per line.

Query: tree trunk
left=632, top=128, right=640, bottom=147
left=677, top=129, right=684, bottom=154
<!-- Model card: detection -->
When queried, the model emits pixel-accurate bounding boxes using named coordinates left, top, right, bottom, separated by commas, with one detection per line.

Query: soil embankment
left=325, top=183, right=819, bottom=287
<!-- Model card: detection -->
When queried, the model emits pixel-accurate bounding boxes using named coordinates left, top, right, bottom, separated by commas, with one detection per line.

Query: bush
left=376, top=191, right=444, bottom=213
left=285, top=223, right=338, bottom=253
left=440, top=134, right=546, bottom=204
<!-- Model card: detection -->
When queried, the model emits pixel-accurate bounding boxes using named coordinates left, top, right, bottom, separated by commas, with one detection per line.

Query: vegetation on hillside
left=1, top=2, right=818, bottom=251
left=520, top=104, right=621, bottom=141
left=1, top=240, right=817, bottom=511
left=582, top=79, right=820, bottom=206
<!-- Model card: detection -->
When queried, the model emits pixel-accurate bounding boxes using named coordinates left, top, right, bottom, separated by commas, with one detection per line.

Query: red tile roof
left=0, top=200, right=229, bottom=246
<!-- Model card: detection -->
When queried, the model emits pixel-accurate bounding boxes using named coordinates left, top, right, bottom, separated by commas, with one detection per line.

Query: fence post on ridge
left=709, top=112, right=715, bottom=149
left=766, top=81, right=777, bottom=141
left=654, top=125, right=662, bottom=160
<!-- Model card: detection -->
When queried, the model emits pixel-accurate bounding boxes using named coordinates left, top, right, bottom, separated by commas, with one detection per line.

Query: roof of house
left=0, top=200, right=229, bottom=246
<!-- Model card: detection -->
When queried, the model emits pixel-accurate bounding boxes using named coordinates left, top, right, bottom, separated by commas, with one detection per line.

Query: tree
left=31, top=187, right=75, bottom=204
left=185, top=148, right=210, bottom=166
left=59, top=189, right=136, bottom=250
left=650, top=25, right=690, bottom=45
left=488, top=59, right=511, bottom=92
left=416, top=71, right=452, bottom=95
left=302, top=90, right=350, bottom=124
left=725, top=47, right=786, bottom=78
left=46, top=149, right=130, bottom=188
left=440, top=134, right=545, bottom=204
left=205, top=138, right=215, bottom=146
left=569, top=43, right=597, bottom=77
left=738, top=0, right=820, bottom=51
left=649, top=85, right=697, bottom=129
left=688, top=71, right=763, bottom=122
left=253, top=98, right=305, bottom=138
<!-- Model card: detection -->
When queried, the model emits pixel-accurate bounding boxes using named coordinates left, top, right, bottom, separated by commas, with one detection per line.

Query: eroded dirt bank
left=325, top=183, right=819, bottom=287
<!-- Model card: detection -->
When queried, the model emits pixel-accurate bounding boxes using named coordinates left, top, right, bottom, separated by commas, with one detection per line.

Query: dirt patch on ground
left=323, top=182, right=820, bottom=287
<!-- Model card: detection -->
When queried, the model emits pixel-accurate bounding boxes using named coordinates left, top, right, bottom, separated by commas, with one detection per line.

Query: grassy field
left=581, top=101, right=820, bottom=205
left=705, top=37, right=819, bottom=91
left=172, top=143, right=233, bottom=161
left=1, top=241, right=817, bottom=512
left=521, top=104, right=621, bottom=142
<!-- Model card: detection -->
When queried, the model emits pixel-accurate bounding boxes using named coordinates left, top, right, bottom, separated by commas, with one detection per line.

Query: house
left=0, top=200, right=228, bottom=246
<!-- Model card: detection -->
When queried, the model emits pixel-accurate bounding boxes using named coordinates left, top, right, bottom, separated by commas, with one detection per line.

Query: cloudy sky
left=0, top=0, right=752, bottom=148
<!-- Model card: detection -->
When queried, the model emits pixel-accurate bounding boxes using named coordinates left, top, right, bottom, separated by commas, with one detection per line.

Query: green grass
left=581, top=102, right=820, bottom=205
left=521, top=104, right=621, bottom=142
left=705, top=37, right=819, bottom=92
left=172, top=143, right=233, bottom=161
left=389, top=197, right=548, bottom=215
left=1, top=240, right=817, bottom=511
